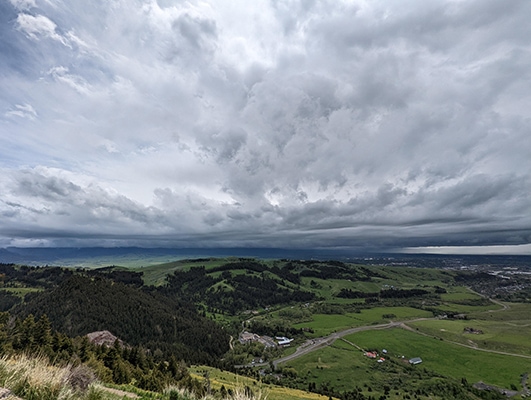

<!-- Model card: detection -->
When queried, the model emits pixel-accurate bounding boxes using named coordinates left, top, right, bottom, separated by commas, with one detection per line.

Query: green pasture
left=286, top=326, right=529, bottom=395
left=469, top=302, right=531, bottom=321
left=440, top=291, right=482, bottom=302
left=407, top=318, right=531, bottom=355
left=284, top=343, right=373, bottom=393
left=294, top=314, right=363, bottom=336
left=355, top=306, right=432, bottom=322
left=431, top=303, right=498, bottom=314
left=299, top=277, right=384, bottom=299
left=283, top=335, right=470, bottom=398
left=320, top=298, right=365, bottom=305
left=368, top=266, right=453, bottom=286
left=298, top=265, right=457, bottom=303
left=344, top=327, right=530, bottom=389
left=136, top=258, right=229, bottom=286
left=294, top=307, right=433, bottom=336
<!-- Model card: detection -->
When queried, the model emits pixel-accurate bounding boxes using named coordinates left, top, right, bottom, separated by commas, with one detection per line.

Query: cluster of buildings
left=364, top=351, right=386, bottom=363
left=239, top=331, right=294, bottom=347
left=364, top=348, right=422, bottom=365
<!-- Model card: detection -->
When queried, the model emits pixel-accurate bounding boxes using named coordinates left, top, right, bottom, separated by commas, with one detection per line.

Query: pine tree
left=34, top=314, right=52, bottom=349
left=20, top=314, right=36, bottom=350
left=78, top=336, right=92, bottom=362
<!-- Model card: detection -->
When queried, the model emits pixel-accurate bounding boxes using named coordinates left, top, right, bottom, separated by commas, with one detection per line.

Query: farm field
left=406, top=317, right=531, bottom=356
left=346, top=328, right=530, bottom=388
left=284, top=326, right=531, bottom=396
left=440, top=291, right=482, bottom=301
left=469, top=302, right=531, bottom=321
left=293, top=307, right=433, bottom=337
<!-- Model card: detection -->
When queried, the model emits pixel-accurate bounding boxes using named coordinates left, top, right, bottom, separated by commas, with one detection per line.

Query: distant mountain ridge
left=0, top=246, right=360, bottom=266
left=1, top=246, right=531, bottom=267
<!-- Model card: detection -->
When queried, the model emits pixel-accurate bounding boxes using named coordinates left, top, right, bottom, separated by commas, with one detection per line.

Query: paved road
left=236, top=313, right=531, bottom=369
left=236, top=292, right=530, bottom=369
left=235, top=320, right=405, bottom=368
left=273, top=321, right=404, bottom=367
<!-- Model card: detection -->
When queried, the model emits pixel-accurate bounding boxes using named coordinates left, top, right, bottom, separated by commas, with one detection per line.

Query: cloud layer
left=1, top=0, right=531, bottom=251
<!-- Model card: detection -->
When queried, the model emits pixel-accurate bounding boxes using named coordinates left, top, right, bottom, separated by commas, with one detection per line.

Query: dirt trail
left=340, top=338, right=364, bottom=351
left=466, top=287, right=510, bottom=313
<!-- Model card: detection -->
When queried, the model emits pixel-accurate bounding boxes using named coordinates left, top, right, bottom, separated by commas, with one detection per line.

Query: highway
left=235, top=320, right=404, bottom=368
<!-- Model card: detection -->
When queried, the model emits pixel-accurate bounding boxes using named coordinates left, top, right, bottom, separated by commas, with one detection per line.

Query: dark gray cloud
left=0, top=0, right=530, bottom=253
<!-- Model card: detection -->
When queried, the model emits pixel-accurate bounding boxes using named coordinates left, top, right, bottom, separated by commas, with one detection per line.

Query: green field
left=345, top=328, right=530, bottom=388
left=293, top=307, right=433, bottom=336
left=404, top=302, right=531, bottom=356
left=470, top=302, right=531, bottom=321
left=135, top=258, right=231, bottom=286
left=299, top=277, right=382, bottom=300
left=298, top=266, right=456, bottom=301
left=285, top=326, right=530, bottom=396
left=440, top=291, right=481, bottom=302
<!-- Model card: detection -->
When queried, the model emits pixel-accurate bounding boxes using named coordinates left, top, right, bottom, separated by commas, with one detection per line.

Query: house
left=409, top=357, right=423, bottom=365
left=365, top=352, right=377, bottom=359
left=239, top=331, right=260, bottom=344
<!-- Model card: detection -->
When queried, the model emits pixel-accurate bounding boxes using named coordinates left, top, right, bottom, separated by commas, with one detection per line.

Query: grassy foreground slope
left=0, top=353, right=286, bottom=400
left=189, top=366, right=332, bottom=400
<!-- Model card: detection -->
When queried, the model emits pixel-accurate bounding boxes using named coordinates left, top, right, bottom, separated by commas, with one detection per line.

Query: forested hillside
left=164, top=261, right=315, bottom=314
left=16, top=274, right=229, bottom=365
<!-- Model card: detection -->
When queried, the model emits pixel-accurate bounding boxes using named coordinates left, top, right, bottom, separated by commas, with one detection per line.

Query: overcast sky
left=1, top=0, right=531, bottom=253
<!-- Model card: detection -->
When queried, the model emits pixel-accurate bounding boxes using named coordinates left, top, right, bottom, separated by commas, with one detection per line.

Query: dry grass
left=0, top=354, right=270, bottom=400
left=164, top=385, right=266, bottom=400
left=0, top=353, right=104, bottom=400
left=229, top=387, right=266, bottom=400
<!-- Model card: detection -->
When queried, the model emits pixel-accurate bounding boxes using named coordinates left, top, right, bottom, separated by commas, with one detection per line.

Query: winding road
left=272, top=321, right=403, bottom=367
left=235, top=320, right=405, bottom=368
left=236, top=295, right=531, bottom=369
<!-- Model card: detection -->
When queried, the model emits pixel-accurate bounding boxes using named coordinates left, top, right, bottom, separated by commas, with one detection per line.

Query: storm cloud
left=1, top=0, right=530, bottom=253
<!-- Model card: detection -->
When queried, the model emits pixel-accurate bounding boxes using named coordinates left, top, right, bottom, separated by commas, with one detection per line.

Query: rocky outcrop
left=86, top=330, right=123, bottom=347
